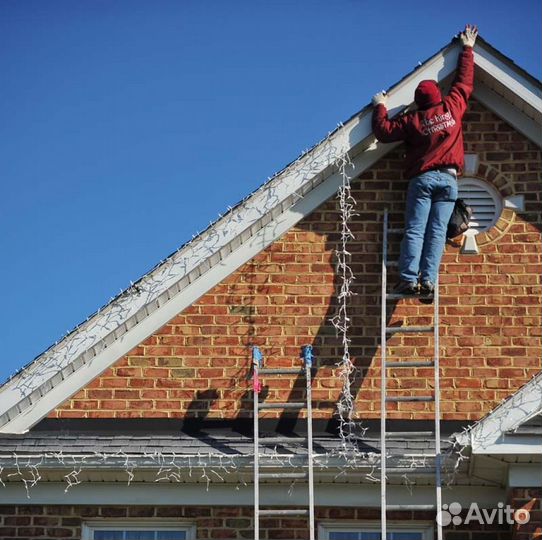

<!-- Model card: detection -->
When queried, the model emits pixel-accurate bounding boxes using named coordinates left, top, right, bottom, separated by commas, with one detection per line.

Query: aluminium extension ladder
left=380, top=208, right=443, bottom=540
left=252, top=346, right=315, bottom=540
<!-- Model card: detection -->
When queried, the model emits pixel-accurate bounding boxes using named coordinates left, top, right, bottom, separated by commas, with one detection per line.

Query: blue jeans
left=399, top=170, right=458, bottom=284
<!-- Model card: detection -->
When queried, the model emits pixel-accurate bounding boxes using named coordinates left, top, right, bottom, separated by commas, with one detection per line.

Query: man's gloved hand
left=460, top=24, right=478, bottom=47
left=372, top=91, right=387, bottom=107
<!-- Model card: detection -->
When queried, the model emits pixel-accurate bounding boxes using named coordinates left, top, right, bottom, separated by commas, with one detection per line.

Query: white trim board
left=1, top=37, right=540, bottom=434
left=455, top=371, right=542, bottom=454
left=468, top=436, right=542, bottom=455
left=0, top=482, right=506, bottom=507
left=473, top=84, right=542, bottom=146
left=474, top=45, right=542, bottom=111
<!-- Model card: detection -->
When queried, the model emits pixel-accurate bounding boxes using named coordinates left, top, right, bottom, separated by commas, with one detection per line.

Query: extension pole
left=304, top=349, right=315, bottom=540
left=380, top=209, right=388, bottom=539
left=253, top=349, right=260, bottom=540
left=434, top=276, right=443, bottom=540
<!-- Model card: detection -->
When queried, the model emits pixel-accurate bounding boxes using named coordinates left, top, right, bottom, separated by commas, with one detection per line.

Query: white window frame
left=82, top=521, right=196, bottom=540
left=318, top=521, right=434, bottom=540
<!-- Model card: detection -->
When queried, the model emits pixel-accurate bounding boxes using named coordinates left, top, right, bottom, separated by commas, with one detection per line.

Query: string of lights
left=0, top=442, right=466, bottom=500
left=329, top=142, right=363, bottom=449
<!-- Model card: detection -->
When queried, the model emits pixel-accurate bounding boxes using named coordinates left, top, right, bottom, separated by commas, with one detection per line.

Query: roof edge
left=454, top=371, right=542, bottom=450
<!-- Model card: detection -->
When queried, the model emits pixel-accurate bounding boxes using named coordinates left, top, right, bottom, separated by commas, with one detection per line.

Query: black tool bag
left=447, top=198, right=473, bottom=239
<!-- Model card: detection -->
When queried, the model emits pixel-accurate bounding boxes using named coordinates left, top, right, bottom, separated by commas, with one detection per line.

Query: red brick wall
left=0, top=505, right=515, bottom=539
left=509, top=488, right=542, bottom=539
left=52, top=99, right=542, bottom=422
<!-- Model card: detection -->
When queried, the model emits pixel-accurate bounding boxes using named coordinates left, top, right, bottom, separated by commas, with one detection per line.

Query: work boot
left=419, top=280, right=434, bottom=304
left=392, top=280, right=418, bottom=295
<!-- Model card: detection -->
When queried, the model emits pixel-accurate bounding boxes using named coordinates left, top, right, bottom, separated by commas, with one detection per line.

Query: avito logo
left=437, top=502, right=530, bottom=526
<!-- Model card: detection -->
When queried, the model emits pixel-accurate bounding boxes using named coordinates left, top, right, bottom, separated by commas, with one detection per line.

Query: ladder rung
left=258, top=402, right=305, bottom=409
left=259, top=436, right=308, bottom=444
left=258, top=509, right=308, bottom=516
left=386, top=260, right=398, bottom=267
left=387, top=453, right=437, bottom=459
left=259, top=472, right=308, bottom=479
left=386, top=396, right=435, bottom=402
left=387, top=228, right=404, bottom=234
left=385, top=468, right=436, bottom=474
left=386, top=361, right=435, bottom=368
left=386, top=431, right=435, bottom=438
left=385, top=293, right=434, bottom=300
left=386, top=326, right=434, bottom=334
left=258, top=368, right=305, bottom=375
left=386, top=505, right=437, bottom=511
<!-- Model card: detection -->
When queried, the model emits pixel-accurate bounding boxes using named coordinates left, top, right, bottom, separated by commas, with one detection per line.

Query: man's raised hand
left=460, top=24, right=478, bottom=47
left=372, top=91, right=387, bottom=107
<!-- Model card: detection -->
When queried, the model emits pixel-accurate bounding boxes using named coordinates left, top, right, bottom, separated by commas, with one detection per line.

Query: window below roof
left=318, top=522, right=434, bottom=540
left=82, top=522, right=195, bottom=540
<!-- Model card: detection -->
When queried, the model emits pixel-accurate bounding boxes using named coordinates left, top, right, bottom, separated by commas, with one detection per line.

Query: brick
left=115, top=367, right=141, bottom=377
left=140, top=389, right=168, bottom=399
left=142, top=368, right=169, bottom=378
left=170, top=369, right=196, bottom=378
left=5, top=517, right=31, bottom=525
left=127, top=507, right=156, bottom=517
left=100, top=507, right=128, bottom=518
left=45, top=528, right=74, bottom=537
left=32, top=516, right=61, bottom=527
left=99, top=400, right=127, bottom=410
left=210, top=529, right=236, bottom=538
left=0, top=506, right=16, bottom=515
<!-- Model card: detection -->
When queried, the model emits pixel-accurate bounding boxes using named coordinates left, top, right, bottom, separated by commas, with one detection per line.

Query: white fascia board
left=0, top=139, right=399, bottom=433
left=474, top=44, right=542, bottom=112
left=455, top=372, right=542, bottom=453
left=473, top=437, right=542, bottom=455
left=0, top=481, right=505, bottom=507
left=508, top=464, right=542, bottom=488
left=473, top=83, right=542, bottom=147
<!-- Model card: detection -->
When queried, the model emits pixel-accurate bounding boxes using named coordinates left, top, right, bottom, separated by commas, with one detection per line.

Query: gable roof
left=1, top=35, right=541, bottom=434
left=455, top=370, right=542, bottom=454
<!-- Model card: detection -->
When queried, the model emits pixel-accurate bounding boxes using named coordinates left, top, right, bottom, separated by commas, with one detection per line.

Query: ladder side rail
left=434, top=276, right=443, bottom=540
left=253, top=360, right=260, bottom=540
left=306, top=362, right=315, bottom=540
left=381, top=209, right=388, bottom=539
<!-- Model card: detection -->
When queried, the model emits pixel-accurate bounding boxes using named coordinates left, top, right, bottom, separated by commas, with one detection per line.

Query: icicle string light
left=0, top=442, right=467, bottom=499
left=329, top=149, right=361, bottom=448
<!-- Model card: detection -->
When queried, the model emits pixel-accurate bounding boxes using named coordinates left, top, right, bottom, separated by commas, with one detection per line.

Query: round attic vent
left=458, top=177, right=503, bottom=233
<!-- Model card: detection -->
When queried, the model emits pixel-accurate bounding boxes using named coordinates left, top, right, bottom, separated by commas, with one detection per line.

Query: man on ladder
left=372, top=24, right=478, bottom=300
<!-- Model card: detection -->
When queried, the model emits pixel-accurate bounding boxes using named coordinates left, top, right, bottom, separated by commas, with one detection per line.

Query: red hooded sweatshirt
left=372, top=46, right=474, bottom=179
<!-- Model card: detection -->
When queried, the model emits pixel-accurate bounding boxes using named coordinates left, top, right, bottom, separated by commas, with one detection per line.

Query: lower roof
left=0, top=418, right=467, bottom=456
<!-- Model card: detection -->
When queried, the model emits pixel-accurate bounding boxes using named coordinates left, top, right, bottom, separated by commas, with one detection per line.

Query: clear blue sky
left=1, top=0, right=540, bottom=382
